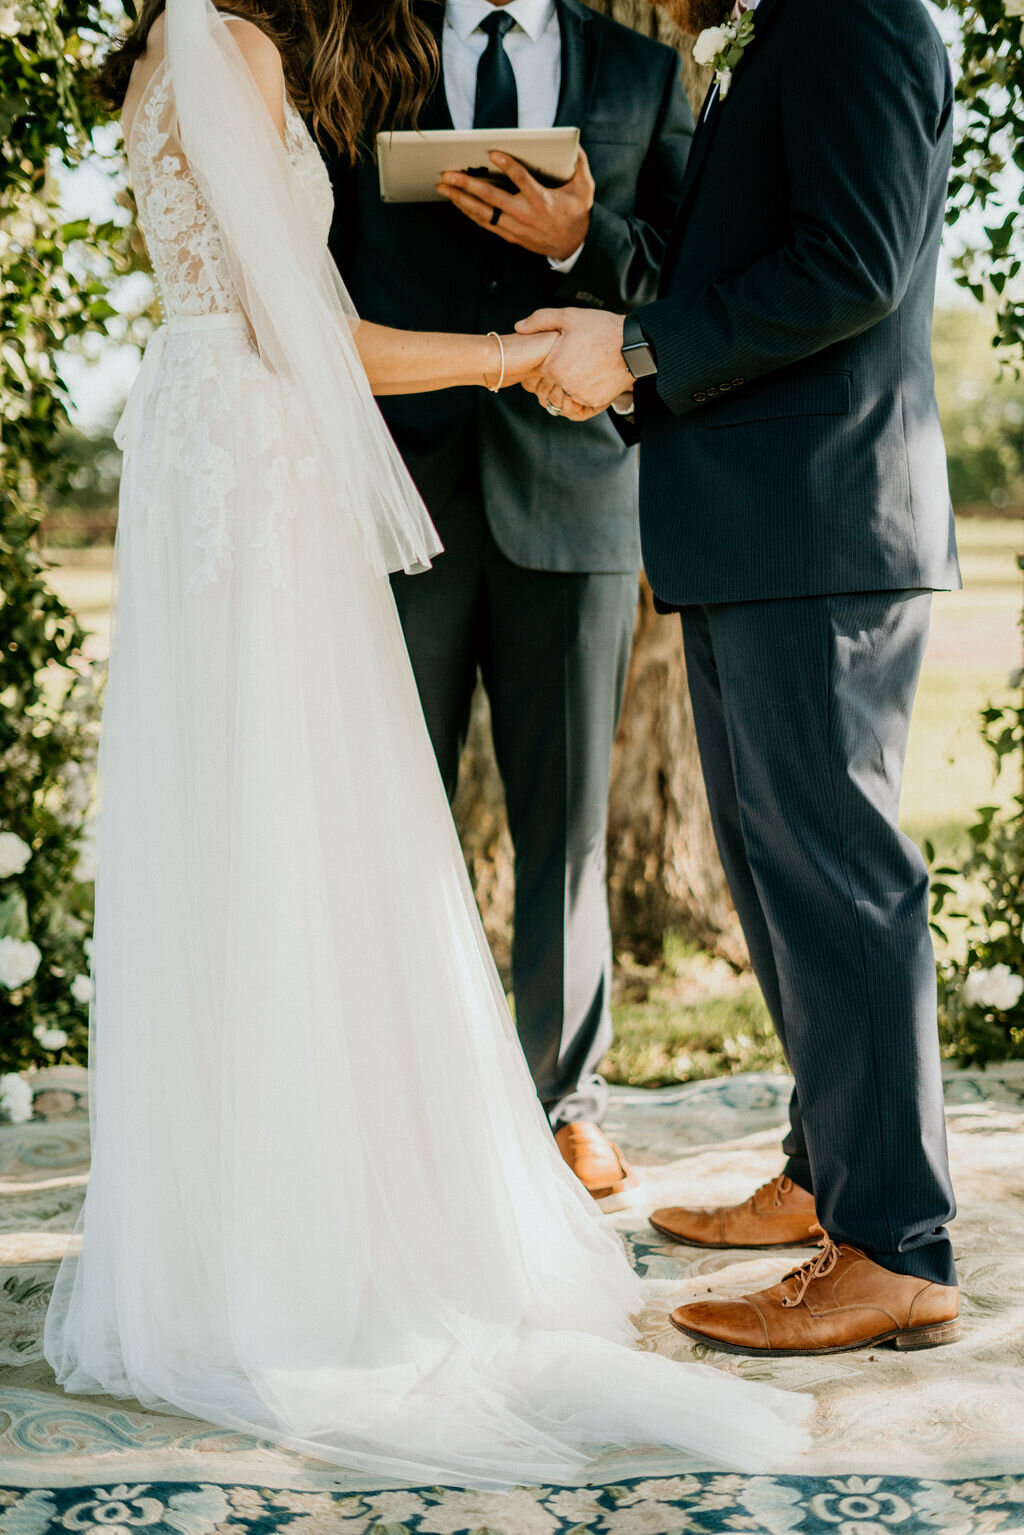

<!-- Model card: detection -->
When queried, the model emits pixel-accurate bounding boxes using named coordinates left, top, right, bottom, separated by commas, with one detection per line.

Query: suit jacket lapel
left=673, top=81, right=723, bottom=211
left=555, top=0, right=601, bottom=128
left=657, top=84, right=724, bottom=285
left=660, top=0, right=788, bottom=287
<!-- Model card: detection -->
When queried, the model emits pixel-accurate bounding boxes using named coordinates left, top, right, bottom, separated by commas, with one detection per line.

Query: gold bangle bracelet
left=485, top=331, right=506, bottom=393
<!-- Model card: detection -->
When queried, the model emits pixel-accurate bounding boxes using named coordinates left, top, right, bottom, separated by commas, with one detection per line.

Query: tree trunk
left=453, top=5, right=745, bottom=969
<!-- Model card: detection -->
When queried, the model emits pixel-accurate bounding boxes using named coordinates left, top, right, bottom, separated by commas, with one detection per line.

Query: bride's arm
left=226, top=23, right=556, bottom=397
left=354, top=324, right=554, bottom=396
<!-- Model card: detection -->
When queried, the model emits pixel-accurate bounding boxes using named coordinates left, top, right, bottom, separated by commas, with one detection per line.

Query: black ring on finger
left=490, top=207, right=501, bottom=227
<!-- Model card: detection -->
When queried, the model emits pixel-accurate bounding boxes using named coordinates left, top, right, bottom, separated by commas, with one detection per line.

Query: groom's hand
left=436, top=151, right=595, bottom=262
left=516, top=307, right=633, bottom=416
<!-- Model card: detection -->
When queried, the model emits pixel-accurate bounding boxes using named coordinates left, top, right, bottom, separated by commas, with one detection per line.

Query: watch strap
left=621, top=313, right=657, bottom=379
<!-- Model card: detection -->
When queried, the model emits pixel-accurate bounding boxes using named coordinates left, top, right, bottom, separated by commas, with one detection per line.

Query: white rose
left=0, top=831, right=31, bottom=879
left=0, top=936, right=42, bottom=990
left=0, top=8, right=18, bottom=37
left=694, top=24, right=732, bottom=66
left=84, top=937, right=93, bottom=960
left=1006, top=0, right=1024, bottom=17
left=70, top=974, right=92, bottom=1006
left=60, top=762, right=93, bottom=816
left=33, top=1023, right=69, bottom=1051
left=0, top=1072, right=33, bottom=1124
left=963, top=963, right=1024, bottom=1012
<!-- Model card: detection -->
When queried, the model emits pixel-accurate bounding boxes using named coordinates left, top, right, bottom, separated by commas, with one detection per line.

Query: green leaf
left=0, top=889, right=30, bottom=940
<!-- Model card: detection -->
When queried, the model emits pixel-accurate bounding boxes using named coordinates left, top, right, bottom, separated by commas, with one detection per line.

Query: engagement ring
left=544, top=403, right=563, bottom=417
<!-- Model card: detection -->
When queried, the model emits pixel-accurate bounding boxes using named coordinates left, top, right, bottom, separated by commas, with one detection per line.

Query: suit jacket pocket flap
left=703, top=371, right=852, bottom=429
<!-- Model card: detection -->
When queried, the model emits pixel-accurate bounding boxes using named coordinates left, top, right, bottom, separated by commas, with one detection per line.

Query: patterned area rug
left=3, top=1475, right=1024, bottom=1534
left=2, top=1064, right=1023, bottom=1533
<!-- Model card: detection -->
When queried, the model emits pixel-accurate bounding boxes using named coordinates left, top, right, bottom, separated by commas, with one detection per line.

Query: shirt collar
left=446, top=0, right=557, bottom=44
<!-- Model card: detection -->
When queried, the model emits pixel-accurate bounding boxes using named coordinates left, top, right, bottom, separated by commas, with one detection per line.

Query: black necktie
left=474, top=11, right=519, bottom=130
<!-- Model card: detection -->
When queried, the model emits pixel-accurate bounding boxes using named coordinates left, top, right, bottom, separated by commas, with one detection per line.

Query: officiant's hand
left=436, top=150, right=595, bottom=263
left=516, top=307, right=633, bottom=416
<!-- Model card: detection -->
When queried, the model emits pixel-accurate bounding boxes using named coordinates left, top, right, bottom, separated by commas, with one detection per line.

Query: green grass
left=606, top=935, right=784, bottom=1088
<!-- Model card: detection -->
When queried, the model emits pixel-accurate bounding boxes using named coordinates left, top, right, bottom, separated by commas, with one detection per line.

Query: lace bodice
left=126, top=63, right=334, bottom=319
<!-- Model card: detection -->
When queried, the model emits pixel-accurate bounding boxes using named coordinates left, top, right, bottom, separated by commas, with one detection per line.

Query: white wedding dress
left=44, top=0, right=810, bottom=1489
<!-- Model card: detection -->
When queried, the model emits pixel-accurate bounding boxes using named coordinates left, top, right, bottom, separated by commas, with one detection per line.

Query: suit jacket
left=328, top=0, right=693, bottom=574
left=631, top=0, right=962, bottom=606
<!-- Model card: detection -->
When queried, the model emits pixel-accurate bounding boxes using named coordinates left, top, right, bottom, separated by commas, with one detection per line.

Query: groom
left=328, top=0, right=693, bottom=1201
left=519, top=0, right=963, bottom=1354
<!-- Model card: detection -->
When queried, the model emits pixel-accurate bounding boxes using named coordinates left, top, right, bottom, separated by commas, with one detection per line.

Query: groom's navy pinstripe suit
left=628, top=0, right=959, bottom=1283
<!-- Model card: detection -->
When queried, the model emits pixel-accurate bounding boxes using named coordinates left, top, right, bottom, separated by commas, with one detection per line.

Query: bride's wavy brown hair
left=97, top=0, right=439, bottom=161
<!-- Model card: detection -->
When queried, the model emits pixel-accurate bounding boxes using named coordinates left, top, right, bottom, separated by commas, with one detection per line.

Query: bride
left=44, top=0, right=809, bottom=1488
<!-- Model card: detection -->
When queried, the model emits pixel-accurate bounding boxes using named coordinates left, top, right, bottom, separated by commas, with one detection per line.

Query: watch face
left=624, top=342, right=657, bottom=380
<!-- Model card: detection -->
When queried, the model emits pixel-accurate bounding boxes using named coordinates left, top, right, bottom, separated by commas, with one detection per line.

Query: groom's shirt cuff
left=548, top=242, right=585, bottom=274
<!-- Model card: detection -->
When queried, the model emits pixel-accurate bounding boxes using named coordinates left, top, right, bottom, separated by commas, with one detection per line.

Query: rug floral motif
left=1, top=1064, right=1022, bottom=1531
left=3, top=1475, right=1024, bottom=1535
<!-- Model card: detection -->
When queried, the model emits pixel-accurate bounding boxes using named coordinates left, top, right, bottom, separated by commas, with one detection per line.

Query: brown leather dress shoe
left=555, top=1121, right=638, bottom=1209
left=650, top=1173, right=823, bottom=1250
left=670, top=1239, right=962, bottom=1357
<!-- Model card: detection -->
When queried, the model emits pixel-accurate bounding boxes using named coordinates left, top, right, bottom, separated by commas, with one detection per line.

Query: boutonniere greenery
left=693, top=7, right=757, bottom=102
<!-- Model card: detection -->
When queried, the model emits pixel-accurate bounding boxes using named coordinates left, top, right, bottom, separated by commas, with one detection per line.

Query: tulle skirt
left=45, top=317, right=810, bottom=1488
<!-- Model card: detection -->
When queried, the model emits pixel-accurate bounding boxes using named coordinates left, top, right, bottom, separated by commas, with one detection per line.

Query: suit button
left=486, top=278, right=499, bottom=295
left=575, top=289, right=599, bottom=304
left=719, top=382, right=732, bottom=393
left=732, top=377, right=745, bottom=386
left=706, top=385, right=719, bottom=397
left=693, top=391, right=707, bottom=403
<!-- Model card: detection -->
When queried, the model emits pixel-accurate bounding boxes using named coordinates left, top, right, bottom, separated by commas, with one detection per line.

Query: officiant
left=328, top=0, right=692, bottom=1200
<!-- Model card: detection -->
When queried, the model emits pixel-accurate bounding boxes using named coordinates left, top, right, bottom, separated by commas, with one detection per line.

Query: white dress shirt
left=443, top=0, right=562, bottom=132
left=442, top=0, right=583, bottom=271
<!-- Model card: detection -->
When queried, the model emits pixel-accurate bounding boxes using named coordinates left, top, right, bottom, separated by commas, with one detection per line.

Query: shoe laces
left=755, top=1174, right=792, bottom=1209
left=780, top=1237, right=842, bottom=1309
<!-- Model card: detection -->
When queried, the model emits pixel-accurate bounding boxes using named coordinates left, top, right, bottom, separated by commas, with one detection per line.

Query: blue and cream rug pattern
left=3, top=1474, right=1024, bottom=1535
left=2, top=1065, right=1023, bottom=1532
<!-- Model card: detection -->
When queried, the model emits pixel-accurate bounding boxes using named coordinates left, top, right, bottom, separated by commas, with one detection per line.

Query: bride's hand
left=491, top=330, right=559, bottom=389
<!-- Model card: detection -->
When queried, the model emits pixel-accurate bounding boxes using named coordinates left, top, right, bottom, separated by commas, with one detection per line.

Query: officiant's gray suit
left=329, top=0, right=692, bottom=1125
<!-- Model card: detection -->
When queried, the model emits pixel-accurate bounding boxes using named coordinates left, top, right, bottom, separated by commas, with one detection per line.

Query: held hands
left=514, top=307, right=634, bottom=421
left=437, top=150, right=595, bottom=262
left=490, top=329, right=560, bottom=391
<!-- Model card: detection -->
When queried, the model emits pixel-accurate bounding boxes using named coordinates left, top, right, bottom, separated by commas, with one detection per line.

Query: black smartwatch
left=621, top=313, right=658, bottom=380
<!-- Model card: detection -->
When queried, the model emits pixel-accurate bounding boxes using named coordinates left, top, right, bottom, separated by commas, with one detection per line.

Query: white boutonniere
left=693, top=6, right=757, bottom=101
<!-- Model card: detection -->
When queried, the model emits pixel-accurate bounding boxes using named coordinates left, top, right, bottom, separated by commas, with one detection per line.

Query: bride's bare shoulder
left=220, top=14, right=286, bottom=136
left=221, top=15, right=284, bottom=77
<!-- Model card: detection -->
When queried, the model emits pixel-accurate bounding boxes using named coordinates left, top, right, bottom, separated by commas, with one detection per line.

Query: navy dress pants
left=680, top=590, right=956, bottom=1286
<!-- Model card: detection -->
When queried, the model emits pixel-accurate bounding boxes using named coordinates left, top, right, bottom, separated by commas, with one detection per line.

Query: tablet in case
left=376, top=127, right=581, bottom=204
